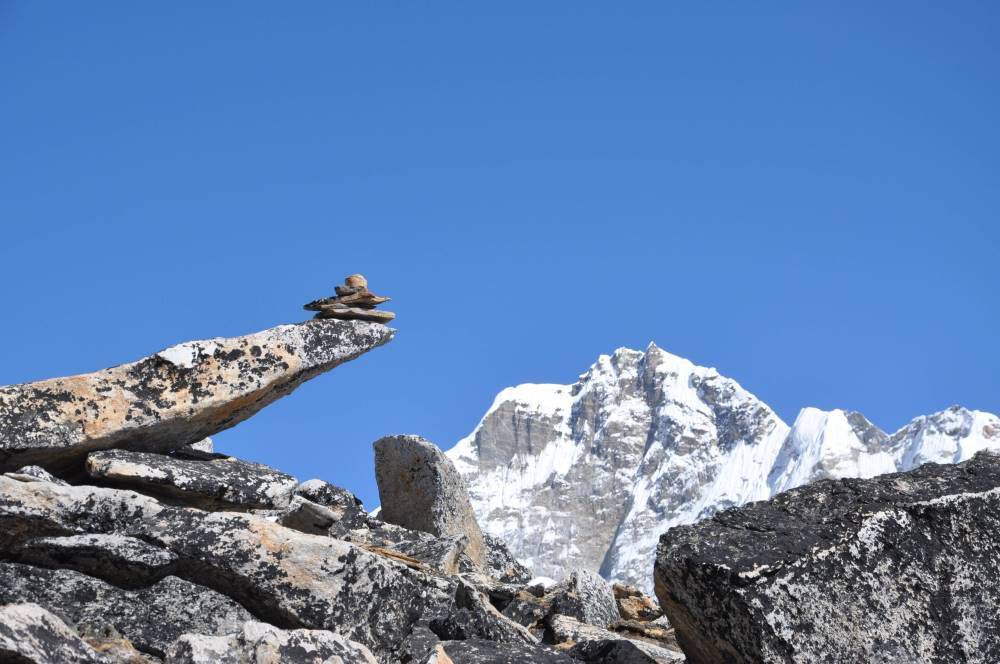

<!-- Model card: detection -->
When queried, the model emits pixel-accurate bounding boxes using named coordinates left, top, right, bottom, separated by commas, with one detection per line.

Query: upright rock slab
left=0, top=319, right=393, bottom=472
left=374, top=434, right=486, bottom=567
left=654, top=451, right=1000, bottom=664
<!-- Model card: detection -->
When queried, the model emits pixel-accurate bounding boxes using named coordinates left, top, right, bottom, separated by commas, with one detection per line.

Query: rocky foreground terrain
left=448, top=343, right=1000, bottom=590
left=0, top=319, right=683, bottom=663
left=1, top=317, right=998, bottom=663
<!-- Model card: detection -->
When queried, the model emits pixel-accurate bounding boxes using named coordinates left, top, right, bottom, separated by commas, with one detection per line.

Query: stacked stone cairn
left=304, top=273, right=395, bottom=323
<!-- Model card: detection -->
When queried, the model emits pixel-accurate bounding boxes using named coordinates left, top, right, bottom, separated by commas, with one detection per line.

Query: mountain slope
left=447, top=344, right=1000, bottom=590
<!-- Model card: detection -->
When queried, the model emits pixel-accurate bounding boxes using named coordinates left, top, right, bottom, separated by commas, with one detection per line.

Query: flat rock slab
left=375, top=434, right=486, bottom=567
left=0, top=603, right=109, bottom=664
left=655, top=451, right=1000, bottom=664
left=166, top=622, right=378, bottom=664
left=0, top=319, right=393, bottom=473
left=0, top=563, right=252, bottom=658
left=87, top=448, right=299, bottom=509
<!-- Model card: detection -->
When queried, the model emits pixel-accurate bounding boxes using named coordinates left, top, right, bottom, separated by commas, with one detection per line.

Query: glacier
left=446, top=343, right=1000, bottom=591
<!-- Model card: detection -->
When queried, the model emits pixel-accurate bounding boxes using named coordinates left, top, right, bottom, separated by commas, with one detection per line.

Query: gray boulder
left=427, top=580, right=538, bottom=646
left=339, top=519, right=470, bottom=574
left=86, top=448, right=298, bottom=509
left=295, top=478, right=368, bottom=528
left=548, top=615, right=684, bottom=663
left=0, top=318, right=393, bottom=473
left=655, top=451, right=1000, bottom=664
left=549, top=569, right=619, bottom=628
left=374, top=434, right=486, bottom=567
left=479, top=534, right=533, bottom=584
left=165, top=622, right=378, bottom=664
left=0, top=603, right=109, bottom=664
left=0, top=563, right=252, bottom=658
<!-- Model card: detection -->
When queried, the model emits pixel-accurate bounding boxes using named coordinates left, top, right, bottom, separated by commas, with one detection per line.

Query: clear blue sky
left=2, top=3, right=997, bottom=507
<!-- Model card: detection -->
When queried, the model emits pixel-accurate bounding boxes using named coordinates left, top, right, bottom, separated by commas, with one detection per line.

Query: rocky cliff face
left=0, top=319, right=679, bottom=664
left=655, top=451, right=1000, bottom=663
left=448, top=343, right=1000, bottom=589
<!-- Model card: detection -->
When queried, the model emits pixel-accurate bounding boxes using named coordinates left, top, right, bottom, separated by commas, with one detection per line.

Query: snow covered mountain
left=446, top=343, right=1000, bottom=591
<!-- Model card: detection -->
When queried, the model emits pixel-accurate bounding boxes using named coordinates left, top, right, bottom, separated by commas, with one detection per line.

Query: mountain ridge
left=447, top=342, right=1000, bottom=590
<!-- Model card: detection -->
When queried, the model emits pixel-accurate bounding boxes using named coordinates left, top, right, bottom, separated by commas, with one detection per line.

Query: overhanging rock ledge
left=0, top=318, right=394, bottom=473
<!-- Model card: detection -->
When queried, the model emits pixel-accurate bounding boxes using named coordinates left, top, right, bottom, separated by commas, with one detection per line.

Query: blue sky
left=2, top=3, right=997, bottom=507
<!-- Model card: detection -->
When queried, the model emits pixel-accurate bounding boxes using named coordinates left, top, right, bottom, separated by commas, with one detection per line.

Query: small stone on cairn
left=304, top=274, right=396, bottom=323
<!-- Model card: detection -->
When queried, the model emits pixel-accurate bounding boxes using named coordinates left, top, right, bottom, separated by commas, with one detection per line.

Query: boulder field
left=0, top=319, right=677, bottom=663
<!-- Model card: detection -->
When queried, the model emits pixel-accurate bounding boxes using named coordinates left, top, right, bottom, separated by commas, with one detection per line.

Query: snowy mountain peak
left=448, top=345, right=1000, bottom=592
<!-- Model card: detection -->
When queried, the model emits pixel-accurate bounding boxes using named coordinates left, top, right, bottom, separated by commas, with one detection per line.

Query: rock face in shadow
left=374, top=434, right=486, bottom=567
left=654, top=451, right=1000, bottom=664
left=0, top=319, right=393, bottom=473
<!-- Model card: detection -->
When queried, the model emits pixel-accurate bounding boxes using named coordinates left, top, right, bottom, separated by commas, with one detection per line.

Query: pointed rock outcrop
left=375, top=434, right=487, bottom=567
left=655, top=451, right=1000, bottom=664
left=0, top=319, right=393, bottom=473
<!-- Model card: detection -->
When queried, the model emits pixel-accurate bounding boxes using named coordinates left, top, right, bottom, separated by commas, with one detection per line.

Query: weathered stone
left=548, top=615, right=685, bottom=664
left=13, top=533, right=178, bottom=588
left=276, top=495, right=342, bottom=535
left=165, top=622, right=378, bottom=664
left=0, top=603, right=109, bottom=664
left=613, top=584, right=663, bottom=622
left=0, top=319, right=392, bottom=473
left=425, top=639, right=576, bottom=664
left=375, top=435, right=486, bottom=567
left=480, top=534, right=533, bottom=584
left=5, top=465, right=69, bottom=485
left=0, top=563, right=252, bottom=658
left=86, top=448, right=298, bottom=509
left=340, top=519, right=470, bottom=574
left=0, top=475, right=453, bottom=661
left=427, top=581, right=538, bottom=646
left=501, top=589, right=551, bottom=629
left=654, top=451, right=1000, bottom=664
left=78, top=624, right=156, bottom=664
left=295, top=478, right=367, bottom=527
left=185, top=438, right=214, bottom=453
left=314, top=306, right=396, bottom=323
left=345, top=274, right=368, bottom=289
left=549, top=569, right=619, bottom=628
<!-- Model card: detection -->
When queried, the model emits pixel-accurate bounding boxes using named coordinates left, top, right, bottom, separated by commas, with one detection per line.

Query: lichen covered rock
left=0, top=319, right=393, bottom=472
left=655, top=451, right=1000, bottom=664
